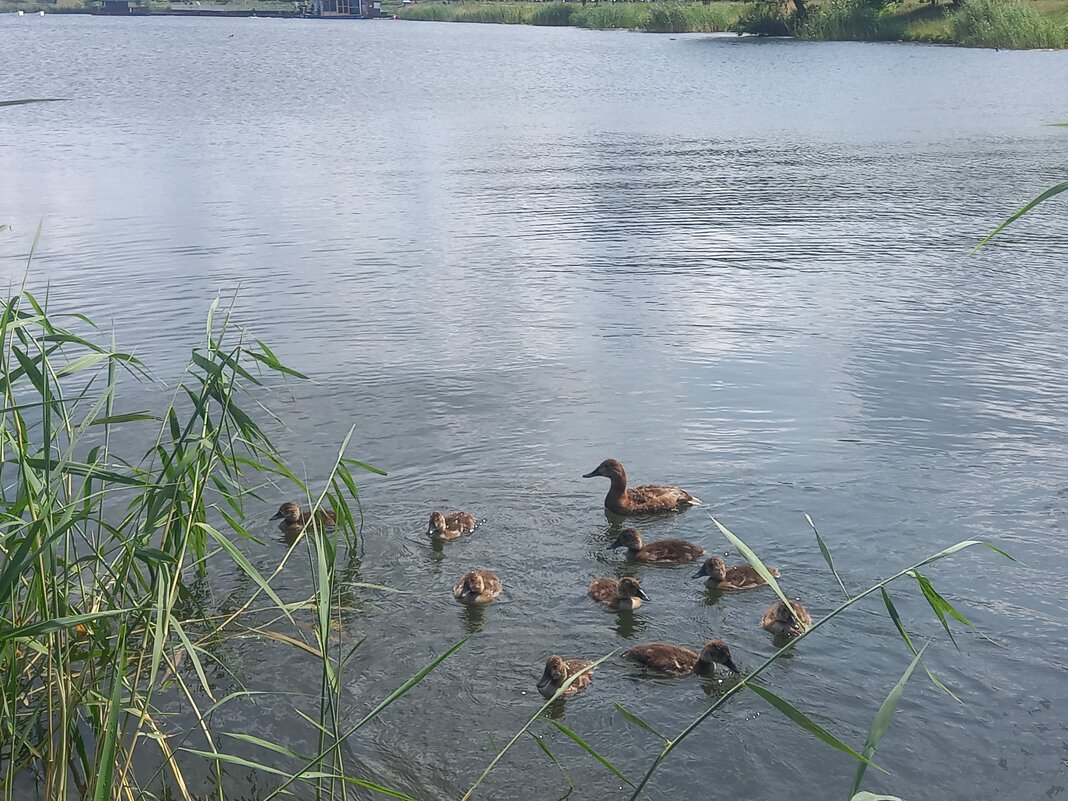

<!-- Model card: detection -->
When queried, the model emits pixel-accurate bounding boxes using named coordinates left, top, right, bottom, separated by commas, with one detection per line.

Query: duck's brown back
left=563, top=659, right=595, bottom=696
left=722, top=563, right=776, bottom=589
left=587, top=578, right=621, bottom=605
left=625, top=642, right=699, bottom=676
left=445, top=511, right=477, bottom=534
left=637, top=538, right=705, bottom=563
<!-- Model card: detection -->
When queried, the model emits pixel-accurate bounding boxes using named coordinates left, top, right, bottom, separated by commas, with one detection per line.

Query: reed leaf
left=850, top=645, right=927, bottom=797
left=541, top=717, right=634, bottom=786
left=711, top=515, right=792, bottom=610
left=807, top=513, right=848, bottom=598
left=746, top=682, right=884, bottom=772
left=614, top=702, right=670, bottom=744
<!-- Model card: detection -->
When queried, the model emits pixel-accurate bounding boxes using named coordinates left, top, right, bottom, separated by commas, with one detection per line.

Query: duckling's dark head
left=427, top=511, right=446, bottom=537
left=583, top=458, right=625, bottom=481
left=619, top=576, right=650, bottom=601
left=538, top=654, right=568, bottom=691
left=271, top=501, right=301, bottom=524
left=693, top=556, right=727, bottom=580
left=697, top=639, right=739, bottom=674
left=610, top=528, right=643, bottom=552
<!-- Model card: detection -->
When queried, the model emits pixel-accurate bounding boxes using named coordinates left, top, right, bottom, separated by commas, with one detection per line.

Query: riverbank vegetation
left=396, top=0, right=1068, bottom=48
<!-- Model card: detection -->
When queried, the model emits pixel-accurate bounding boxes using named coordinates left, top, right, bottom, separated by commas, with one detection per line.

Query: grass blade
left=711, top=515, right=792, bottom=611
left=747, top=682, right=884, bottom=772
left=850, top=645, right=927, bottom=798
left=807, top=513, right=848, bottom=598
left=614, top=702, right=669, bottom=744
left=541, top=717, right=634, bottom=787
left=973, top=179, right=1068, bottom=250
left=881, top=589, right=961, bottom=704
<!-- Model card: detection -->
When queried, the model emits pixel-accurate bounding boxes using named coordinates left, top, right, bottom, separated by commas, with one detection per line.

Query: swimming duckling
left=761, top=599, right=813, bottom=638
left=271, top=501, right=336, bottom=532
left=427, top=510, right=477, bottom=541
left=537, top=654, right=595, bottom=699
left=611, top=528, right=705, bottom=564
left=587, top=576, right=650, bottom=611
left=453, top=570, right=502, bottom=605
left=694, top=555, right=780, bottom=590
left=625, top=639, right=739, bottom=677
left=582, top=458, right=701, bottom=516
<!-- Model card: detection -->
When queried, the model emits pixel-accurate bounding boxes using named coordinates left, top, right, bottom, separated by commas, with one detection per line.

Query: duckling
left=761, top=599, right=813, bottom=638
left=625, top=639, right=739, bottom=677
left=537, top=654, right=595, bottom=699
left=271, top=501, right=337, bottom=532
left=693, top=555, right=780, bottom=590
left=582, top=458, right=701, bottom=516
left=587, top=576, right=650, bottom=611
left=453, top=570, right=502, bottom=605
left=427, top=510, right=477, bottom=541
left=610, top=528, right=705, bottom=564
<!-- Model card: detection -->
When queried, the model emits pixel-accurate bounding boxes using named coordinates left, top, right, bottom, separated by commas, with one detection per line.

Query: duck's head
left=619, top=576, right=651, bottom=601
left=427, top=511, right=447, bottom=537
left=693, top=556, right=727, bottom=581
left=271, top=501, right=301, bottom=524
left=538, top=654, right=568, bottom=692
left=583, top=458, right=625, bottom=481
left=610, top=528, right=643, bottom=552
left=696, top=639, right=739, bottom=674
left=458, top=571, right=485, bottom=600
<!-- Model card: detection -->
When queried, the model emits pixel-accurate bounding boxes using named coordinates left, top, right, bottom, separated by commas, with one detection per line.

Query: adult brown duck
left=625, top=639, right=739, bottom=677
left=271, top=501, right=336, bottom=532
left=536, top=655, right=594, bottom=698
left=761, top=599, right=813, bottom=638
left=452, top=570, right=502, bottom=605
left=582, top=459, right=701, bottom=516
left=427, top=510, right=477, bottom=541
left=611, top=528, right=705, bottom=564
left=587, top=576, right=650, bottom=611
left=694, top=556, right=780, bottom=591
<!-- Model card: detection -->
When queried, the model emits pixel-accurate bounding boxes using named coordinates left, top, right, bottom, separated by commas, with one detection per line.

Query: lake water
left=3, top=14, right=1068, bottom=801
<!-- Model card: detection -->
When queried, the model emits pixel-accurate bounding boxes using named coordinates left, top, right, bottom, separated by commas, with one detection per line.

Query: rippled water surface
left=3, top=15, right=1068, bottom=800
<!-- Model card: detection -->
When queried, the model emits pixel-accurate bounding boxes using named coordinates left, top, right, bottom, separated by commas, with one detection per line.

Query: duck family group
left=272, top=458, right=813, bottom=699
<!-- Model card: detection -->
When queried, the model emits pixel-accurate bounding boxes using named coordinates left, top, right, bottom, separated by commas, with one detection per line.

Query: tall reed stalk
left=0, top=268, right=459, bottom=800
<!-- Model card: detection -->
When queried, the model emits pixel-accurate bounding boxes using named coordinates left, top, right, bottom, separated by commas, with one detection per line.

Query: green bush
left=799, top=0, right=903, bottom=40
left=531, top=1, right=574, bottom=24
left=950, top=0, right=1068, bottom=47
left=570, top=2, right=651, bottom=28
left=647, top=2, right=690, bottom=30
left=734, top=0, right=793, bottom=33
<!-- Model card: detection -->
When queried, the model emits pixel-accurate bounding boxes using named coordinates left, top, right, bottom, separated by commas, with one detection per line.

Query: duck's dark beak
left=270, top=511, right=283, bottom=521
left=582, top=468, right=599, bottom=478
left=536, top=671, right=551, bottom=691
left=724, top=656, right=740, bottom=673
left=692, top=563, right=707, bottom=579
left=609, top=537, right=624, bottom=549
left=636, top=588, right=651, bottom=601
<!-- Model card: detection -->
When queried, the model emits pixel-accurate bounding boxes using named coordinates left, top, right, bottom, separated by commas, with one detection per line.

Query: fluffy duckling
left=453, top=570, right=502, bottom=605
left=587, top=576, right=650, bottom=611
left=427, top=510, right=477, bottom=541
left=537, top=654, right=594, bottom=699
left=271, top=501, right=336, bottom=531
left=761, top=599, right=813, bottom=638
left=694, top=555, right=780, bottom=591
left=611, top=528, right=705, bottom=564
left=582, top=458, right=701, bottom=516
left=625, top=639, right=739, bottom=677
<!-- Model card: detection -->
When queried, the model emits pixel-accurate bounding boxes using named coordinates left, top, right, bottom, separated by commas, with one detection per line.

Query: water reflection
left=459, top=603, right=486, bottom=635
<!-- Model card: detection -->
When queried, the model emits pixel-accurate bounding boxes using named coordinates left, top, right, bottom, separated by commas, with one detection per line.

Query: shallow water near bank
left=3, top=15, right=1068, bottom=801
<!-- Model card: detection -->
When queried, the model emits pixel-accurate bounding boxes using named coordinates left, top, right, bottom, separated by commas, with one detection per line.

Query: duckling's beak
left=536, top=671, right=551, bottom=691
left=692, top=564, right=708, bottom=579
left=724, top=656, right=740, bottom=673
left=270, top=511, right=284, bottom=521
left=636, top=588, right=651, bottom=601
left=582, top=468, right=599, bottom=478
left=609, top=537, right=624, bottom=549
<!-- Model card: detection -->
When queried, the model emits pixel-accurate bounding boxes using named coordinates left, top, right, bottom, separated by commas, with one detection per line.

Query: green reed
left=951, top=0, right=1068, bottom=47
left=397, top=1, right=745, bottom=31
left=0, top=241, right=461, bottom=800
